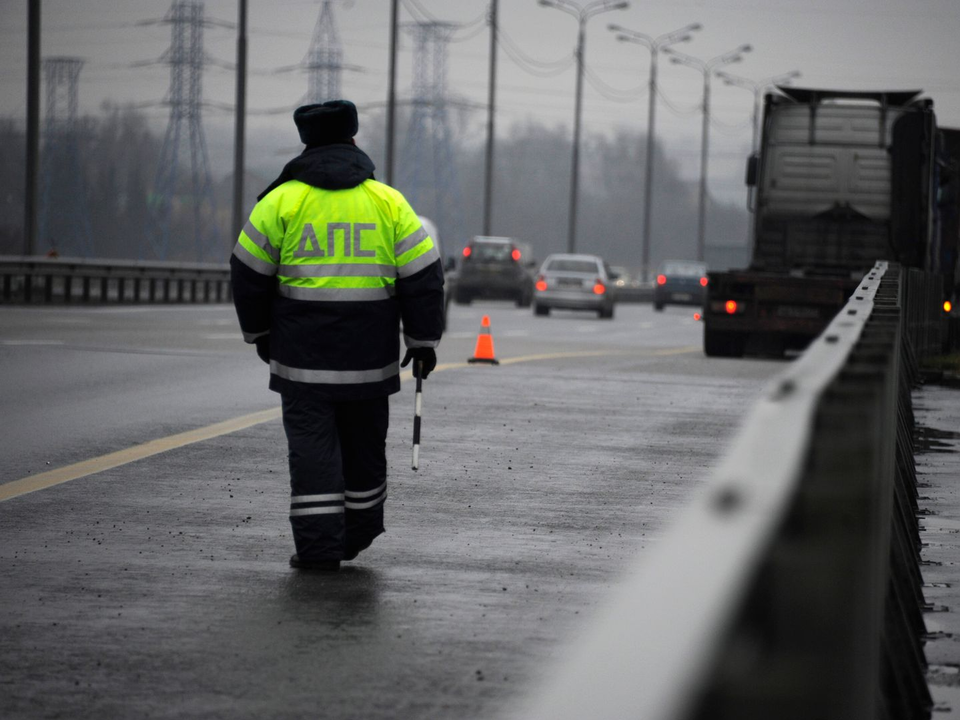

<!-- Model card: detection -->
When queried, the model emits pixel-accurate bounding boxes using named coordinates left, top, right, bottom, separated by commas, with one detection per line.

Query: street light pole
left=482, top=0, right=499, bottom=236
left=609, top=22, right=701, bottom=280
left=664, top=44, right=751, bottom=263
left=231, top=0, right=248, bottom=250
left=385, top=0, right=400, bottom=186
left=539, top=0, right=629, bottom=254
left=25, top=0, right=41, bottom=257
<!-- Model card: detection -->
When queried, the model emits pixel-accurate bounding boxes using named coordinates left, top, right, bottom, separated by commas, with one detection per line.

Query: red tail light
left=725, top=300, right=738, bottom=315
left=535, top=277, right=547, bottom=292
left=511, top=248, right=521, bottom=262
left=944, top=300, right=953, bottom=313
left=462, top=246, right=472, bottom=257
left=656, top=274, right=667, bottom=285
left=700, top=276, right=708, bottom=287
left=593, top=281, right=606, bottom=295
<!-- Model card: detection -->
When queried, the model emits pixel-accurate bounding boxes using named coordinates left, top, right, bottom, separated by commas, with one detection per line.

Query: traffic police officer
left=230, top=100, right=444, bottom=571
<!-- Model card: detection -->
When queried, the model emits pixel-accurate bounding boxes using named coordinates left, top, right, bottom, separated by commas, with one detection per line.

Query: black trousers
left=281, top=394, right=389, bottom=562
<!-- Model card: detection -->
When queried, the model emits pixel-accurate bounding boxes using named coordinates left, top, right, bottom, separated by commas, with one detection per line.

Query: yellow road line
left=2, top=345, right=699, bottom=502
left=0, top=407, right=281, bottom=503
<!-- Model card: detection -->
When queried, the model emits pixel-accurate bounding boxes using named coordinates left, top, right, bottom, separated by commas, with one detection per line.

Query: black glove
left=254, top=336, right=270, bottom=365
left=401, top=347, right=437, bottom=379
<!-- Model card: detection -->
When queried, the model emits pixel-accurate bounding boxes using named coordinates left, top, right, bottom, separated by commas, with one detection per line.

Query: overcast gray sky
left=1, top=0, right=959, bottom=200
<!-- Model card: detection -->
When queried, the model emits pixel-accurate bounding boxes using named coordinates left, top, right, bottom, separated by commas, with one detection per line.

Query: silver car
left=533, top=253, right=616, bottom=319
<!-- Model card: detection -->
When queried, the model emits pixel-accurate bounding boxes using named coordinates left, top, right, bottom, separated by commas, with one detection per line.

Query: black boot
left=289, top=554, right=340, bottom=571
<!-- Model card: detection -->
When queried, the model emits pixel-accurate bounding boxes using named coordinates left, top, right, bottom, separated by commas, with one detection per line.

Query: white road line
left=0, top=340, right=66, bottom=346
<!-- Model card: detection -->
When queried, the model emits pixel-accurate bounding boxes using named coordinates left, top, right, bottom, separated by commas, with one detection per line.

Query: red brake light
left=462, top=246, right=472, bottom=258
left=700, top=276, right=708, bottom=287
left=593, top=281, right=606, bottom=295
left=945, top=300, right=953, bottom=313
left=535, top=277, right=547, bottom=292
left=511, top=248, right=521, bottom=262
left=725, top=300, right=738, bottom=315
left=657, top=274, right=667, bottom=285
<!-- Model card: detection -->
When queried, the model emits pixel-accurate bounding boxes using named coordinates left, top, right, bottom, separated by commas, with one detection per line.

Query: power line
left=496, top=27, right=574, bottom=70
left=582, top=63, right=647, bottom=103
left=656, top=85, right=701, bottom=116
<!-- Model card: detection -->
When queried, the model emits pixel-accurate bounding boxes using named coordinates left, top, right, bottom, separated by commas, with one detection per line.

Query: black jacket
left=230, top=143, right=444, bottom=401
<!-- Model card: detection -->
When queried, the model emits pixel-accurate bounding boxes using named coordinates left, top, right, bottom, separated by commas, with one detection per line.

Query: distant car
left=454, top=236, right=533, bottom=307
left=653, top=260, right=708, bottom=311
left=533, top=253, right=616, bottom=319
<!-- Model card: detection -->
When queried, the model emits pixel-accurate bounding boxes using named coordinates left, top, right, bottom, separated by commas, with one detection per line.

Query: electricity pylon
left=147, top=0, right=221, bottom=261
left=39, top=57, right=93, bottom=257
left=401, top=21, right=463, bottom=249
left=305, top=1, right=344, bottom=103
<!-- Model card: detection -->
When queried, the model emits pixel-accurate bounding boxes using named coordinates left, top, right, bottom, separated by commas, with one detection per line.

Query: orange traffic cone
left=468, top=315, right=499, bottom=365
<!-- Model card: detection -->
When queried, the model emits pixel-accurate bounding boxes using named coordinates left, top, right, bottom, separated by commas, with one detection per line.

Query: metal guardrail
left=0, top=255, right=231, bottom=305
left=512, top=261, right=934, bottom=720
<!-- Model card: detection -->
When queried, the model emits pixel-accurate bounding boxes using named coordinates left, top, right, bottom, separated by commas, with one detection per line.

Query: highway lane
left=1, top=301, right=761, bottom=484
left=0, top=300, right=785, bottom=719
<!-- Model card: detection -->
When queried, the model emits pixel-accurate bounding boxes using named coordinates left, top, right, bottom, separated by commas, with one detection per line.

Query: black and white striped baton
left=412, top=360, right=423, bottom=471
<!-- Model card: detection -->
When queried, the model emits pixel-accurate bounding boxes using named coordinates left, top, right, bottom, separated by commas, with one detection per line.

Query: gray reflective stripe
left=242, top=329, right=270, bottom=343
left=233, top=243, right=278, bottom=276
left=290, top=506, right=345, bottom=517
left=291, top=493, right=345, bottom=503
left=270, top=359, right=400, bottom=385
left=397, top=245, right=441, bottom=278
left=395, top=226, right=429, bottom=256
left=243, top=220, right=280, bottom=261
left=280, top=263, right=397, bottom=279
left=345, top=481, right=386, bottom=499
left=345, top=494, right=387, bottom=510
left=278, top=284, right=395, bottom=302
left=404, top=334, right=439, bottom=349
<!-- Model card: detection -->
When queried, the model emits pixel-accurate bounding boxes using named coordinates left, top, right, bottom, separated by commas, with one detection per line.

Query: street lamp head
left=611, top=1, right=629, bottom=9
left=685, top=22, right=703, bottom=32
left=739, top=44, right=753, bottom=53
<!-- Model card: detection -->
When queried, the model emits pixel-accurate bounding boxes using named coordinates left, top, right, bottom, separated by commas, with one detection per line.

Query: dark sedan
left=653, top=260, right=708, bottom=311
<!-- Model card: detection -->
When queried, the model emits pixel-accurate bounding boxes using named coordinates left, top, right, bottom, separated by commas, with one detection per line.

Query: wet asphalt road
left=0, top=301, right=785, bottom=719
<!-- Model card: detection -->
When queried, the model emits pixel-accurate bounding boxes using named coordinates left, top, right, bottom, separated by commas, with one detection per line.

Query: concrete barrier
left=0, top=255, right=231, bottom=305
left=511, top=261, right=935, bottom=720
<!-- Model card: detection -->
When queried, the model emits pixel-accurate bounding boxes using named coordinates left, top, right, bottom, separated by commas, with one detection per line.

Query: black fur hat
left=293, top=100, right=359, bottom=146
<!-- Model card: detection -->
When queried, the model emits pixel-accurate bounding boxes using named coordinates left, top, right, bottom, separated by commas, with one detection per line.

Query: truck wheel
left=517, top=290, right=533, bottom=308
left=653, top=302, right=664, bottom=312
left=704, top=329, right=745, bottom=358
left=598, top=305, right=614, bottom=320
left=454, top=290, right=471, bottom=305
left=534, top=303, right=549, bottom=317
